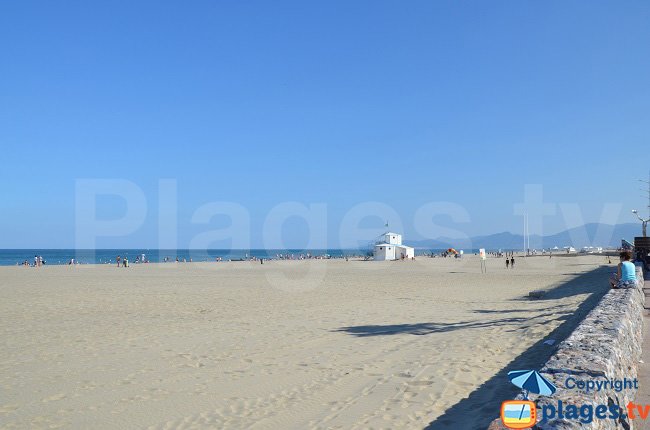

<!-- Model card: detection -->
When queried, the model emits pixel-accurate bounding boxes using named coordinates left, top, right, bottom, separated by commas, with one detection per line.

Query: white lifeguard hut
left=373, top=232, right=415, bottom=261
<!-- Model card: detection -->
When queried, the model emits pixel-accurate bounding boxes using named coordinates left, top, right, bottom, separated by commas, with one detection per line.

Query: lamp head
left=632, top=209, right=638, bottom=214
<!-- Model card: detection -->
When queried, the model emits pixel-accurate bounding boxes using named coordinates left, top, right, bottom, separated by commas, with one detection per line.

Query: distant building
left=373, top=232, right=415, bottom=261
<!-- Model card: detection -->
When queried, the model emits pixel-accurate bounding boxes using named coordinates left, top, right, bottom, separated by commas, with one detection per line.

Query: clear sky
left=1, top=1, right=649, bottom=248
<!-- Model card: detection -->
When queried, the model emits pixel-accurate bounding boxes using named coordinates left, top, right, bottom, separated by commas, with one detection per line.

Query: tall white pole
left=526, top=214, right=529, bottom=255
left=524, top=214, right=527, bottom=256
left=526, top=214, right=528, bottom=255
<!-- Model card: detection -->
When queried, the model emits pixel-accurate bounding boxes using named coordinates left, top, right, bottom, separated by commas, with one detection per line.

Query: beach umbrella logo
left=499, top=370, right=557, bottom=429
left=507, top=369, right=557, bottom=397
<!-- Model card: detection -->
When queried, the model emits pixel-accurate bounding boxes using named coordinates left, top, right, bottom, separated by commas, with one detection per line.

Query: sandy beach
left=0, top=255, right=612, bottom=429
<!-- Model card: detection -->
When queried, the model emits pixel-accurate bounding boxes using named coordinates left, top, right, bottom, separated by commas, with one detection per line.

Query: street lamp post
left=633, top=172, right=650, bottom=238
left=632, top=209, right=649, bottom=238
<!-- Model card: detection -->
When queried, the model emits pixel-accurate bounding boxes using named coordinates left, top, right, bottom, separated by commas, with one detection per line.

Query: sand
left=0, top=254, right=612, bottom=429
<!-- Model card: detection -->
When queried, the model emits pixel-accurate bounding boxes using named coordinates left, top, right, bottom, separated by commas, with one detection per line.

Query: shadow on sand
left=422, top=265, right=611, bottom=430
left=334, top=265, right=612, bottom=429
left=332, top=311, right=572, bottom=337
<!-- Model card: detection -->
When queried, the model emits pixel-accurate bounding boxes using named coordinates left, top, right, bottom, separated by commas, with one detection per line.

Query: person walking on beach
left=505, top=258, right=510, bottom=269
left=116, top=255, right=121, bottom=267
left=510, top=256, right=515, bottom=268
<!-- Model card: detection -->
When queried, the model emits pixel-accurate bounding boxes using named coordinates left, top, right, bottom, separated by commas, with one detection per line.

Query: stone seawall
left=488, top=267, right=645, bottom=430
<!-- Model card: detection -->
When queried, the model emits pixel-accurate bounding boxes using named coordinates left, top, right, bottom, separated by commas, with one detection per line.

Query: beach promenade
left=0, top=255, right=611, bottom=429
left=633, top=280, right=650, bottom=430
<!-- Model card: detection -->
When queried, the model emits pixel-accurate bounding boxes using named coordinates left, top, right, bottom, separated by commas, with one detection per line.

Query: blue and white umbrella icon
left=507, top=370, right=557, bottom=422
left=508, top=369, right=557, bottom=397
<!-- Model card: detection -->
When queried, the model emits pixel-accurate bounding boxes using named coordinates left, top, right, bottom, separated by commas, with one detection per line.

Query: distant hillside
left=407, top=223, right=642, bottom=250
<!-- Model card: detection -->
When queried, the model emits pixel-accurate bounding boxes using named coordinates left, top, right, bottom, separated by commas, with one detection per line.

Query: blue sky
left=1, top=1, right=649, bottom=248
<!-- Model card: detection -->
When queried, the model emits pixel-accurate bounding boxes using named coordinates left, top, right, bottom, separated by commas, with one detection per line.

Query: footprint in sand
left=42, top=393, right=66, bottom=403
left=408, top=380, right=433, bottom=387
left=0, top=404, right=19, bottom=414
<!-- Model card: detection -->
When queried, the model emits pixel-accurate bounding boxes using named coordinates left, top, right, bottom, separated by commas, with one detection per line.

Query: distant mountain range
left=406, top=223, right=643, bottom=250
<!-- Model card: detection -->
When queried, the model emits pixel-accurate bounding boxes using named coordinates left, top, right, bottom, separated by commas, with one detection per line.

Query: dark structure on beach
left=634, top=236, right=650, bottom=274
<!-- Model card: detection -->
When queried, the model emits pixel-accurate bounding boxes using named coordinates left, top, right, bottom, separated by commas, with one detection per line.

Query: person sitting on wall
left=609, top=250, right=637, bottom=289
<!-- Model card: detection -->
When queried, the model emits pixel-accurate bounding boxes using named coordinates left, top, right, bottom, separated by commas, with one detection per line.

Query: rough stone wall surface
left=488, top=268, right=645, bottom=430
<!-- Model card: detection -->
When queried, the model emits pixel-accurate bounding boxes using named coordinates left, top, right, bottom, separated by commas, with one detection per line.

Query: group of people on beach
left=505, top=252, right=515, bottom=269
left=276, top=253, right=333, bottom=260
left=25, top=255, right=45, bottom=267
left=115, top=254, right=151, bottom=267
left=116, top=255, right=129, bottom=267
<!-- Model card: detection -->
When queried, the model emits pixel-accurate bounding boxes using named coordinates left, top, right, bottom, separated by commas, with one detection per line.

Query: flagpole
left=526, top=216, right=530, bottom=256
left=524, top=214, right=527, bottom=256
